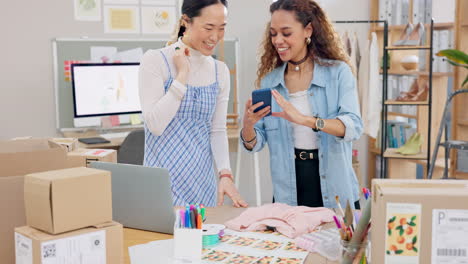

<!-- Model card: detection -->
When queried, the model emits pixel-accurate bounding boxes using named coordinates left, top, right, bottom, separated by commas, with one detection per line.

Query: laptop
left=89, top=162, right=175, bottom=234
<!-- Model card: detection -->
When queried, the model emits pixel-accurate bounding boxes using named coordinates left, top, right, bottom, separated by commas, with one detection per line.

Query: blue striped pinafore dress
left=143, top=50, right=219, bottom=207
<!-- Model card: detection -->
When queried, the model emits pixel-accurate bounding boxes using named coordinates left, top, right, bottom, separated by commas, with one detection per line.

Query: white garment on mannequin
left=365, top=32, right=382, bottom=138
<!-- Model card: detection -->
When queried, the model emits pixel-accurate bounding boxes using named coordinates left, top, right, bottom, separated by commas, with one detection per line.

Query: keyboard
left=100, top=131, right=130, bottom=140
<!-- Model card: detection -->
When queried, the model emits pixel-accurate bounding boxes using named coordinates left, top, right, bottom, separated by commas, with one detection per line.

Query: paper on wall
left=74, top=0, right=102, bottom=21
left=41, top=230, right=106, bottom=264
left=432, top=209, right=468, bottom=264
left=91, top=46, right=118, bottom=63
left=114, top=48, right=144, bottom=62
left=15, top=233, right=32, bottom=264
left=104, top=6, right=140, bottom=34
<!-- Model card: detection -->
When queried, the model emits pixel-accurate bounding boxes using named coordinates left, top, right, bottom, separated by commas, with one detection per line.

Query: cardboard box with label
left=371, top=179, right=468, bottom=264
left=15, top=221, right=123, bottom=264
left=67, top=148, right=117, bottom=167
left=24, top=167, right=113, bottom=234
left=0, top=139, right=71, bottom=263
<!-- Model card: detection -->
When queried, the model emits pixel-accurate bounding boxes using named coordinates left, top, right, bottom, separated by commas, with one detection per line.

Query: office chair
left=117, top=129, right=144, bottom=165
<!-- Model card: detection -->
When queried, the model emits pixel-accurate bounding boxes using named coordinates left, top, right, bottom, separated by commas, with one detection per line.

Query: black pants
left=274, top=148, right=360, bottom=210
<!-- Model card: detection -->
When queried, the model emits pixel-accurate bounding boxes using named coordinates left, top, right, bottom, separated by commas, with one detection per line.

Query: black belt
left=294, top=148, right=319, bottom=160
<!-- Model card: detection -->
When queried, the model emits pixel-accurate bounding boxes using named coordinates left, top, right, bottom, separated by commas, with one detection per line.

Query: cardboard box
left=0, top=139, right=69, bottom=178
left=24, top=167, right=112, bottom=234
left=49, top=138, right=79, bottom=152
left=0, top=139, right=71, bottom=264
left=371, top=179, right=468, bottom=264
left=15, top=222, right=123, bottom=264
left=67, top=148, right=117, bottom=167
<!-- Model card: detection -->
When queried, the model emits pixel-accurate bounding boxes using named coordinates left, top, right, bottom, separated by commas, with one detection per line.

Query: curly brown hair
left=256, top=0, right=352, bottom=87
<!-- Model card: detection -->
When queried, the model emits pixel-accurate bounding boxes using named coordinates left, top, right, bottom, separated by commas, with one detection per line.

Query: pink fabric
left=225, top=203, right=335, bottom=238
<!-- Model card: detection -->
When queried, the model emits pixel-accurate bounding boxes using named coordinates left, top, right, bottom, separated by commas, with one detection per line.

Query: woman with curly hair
left=240, top=0, right=363, bottom=209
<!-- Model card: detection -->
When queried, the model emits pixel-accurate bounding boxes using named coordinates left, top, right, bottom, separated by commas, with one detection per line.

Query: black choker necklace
left=289, top=54, right=309, bottom=71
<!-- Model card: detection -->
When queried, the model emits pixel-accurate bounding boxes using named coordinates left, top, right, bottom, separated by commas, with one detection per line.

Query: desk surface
left=123, top=205, right=337, bottom=264
left=62, top=127, right=241, bottom=150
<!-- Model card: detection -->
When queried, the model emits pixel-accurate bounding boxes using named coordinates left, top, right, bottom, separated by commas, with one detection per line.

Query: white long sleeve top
left=139, top=38, right=231, bottom=173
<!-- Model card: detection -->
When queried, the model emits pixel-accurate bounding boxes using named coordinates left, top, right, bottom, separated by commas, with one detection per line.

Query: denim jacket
left=242, top=60, right=363, bottom=209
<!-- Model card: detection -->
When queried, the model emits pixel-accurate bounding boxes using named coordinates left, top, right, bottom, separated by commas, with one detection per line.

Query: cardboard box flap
left=15, top=221, right=122, bottom=240
left=92, top=221, right=120, bottom=229
left=375, top=186, right=468, bottom=197
left=0, top=139, right=68, bottom=177
left=30, top=167, right=101, bottom=181
left=0, top=139, right=59, bottom=153
left=24, top=176, right=54, bottom=232
left=51, top=168, right=112, bottom=233
left=372, top=179, right=468, bottom=196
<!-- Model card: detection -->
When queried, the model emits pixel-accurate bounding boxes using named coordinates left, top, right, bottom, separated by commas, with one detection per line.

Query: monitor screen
left=71, top=63, right=141, bottom=118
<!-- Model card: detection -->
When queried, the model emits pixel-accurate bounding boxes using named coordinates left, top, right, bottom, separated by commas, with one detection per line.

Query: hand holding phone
left=252, top=88, right=272, bottom=117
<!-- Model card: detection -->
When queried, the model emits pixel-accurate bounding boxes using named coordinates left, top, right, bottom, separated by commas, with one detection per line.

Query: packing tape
left=202, top=224, right=225, bottom=248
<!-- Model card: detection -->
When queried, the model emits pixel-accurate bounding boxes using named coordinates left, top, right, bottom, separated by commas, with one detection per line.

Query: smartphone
left=252, top=88, right=272, bottom=116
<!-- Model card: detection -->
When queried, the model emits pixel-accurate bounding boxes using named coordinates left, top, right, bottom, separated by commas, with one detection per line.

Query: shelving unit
left=367, top=0, right=453, bottom=180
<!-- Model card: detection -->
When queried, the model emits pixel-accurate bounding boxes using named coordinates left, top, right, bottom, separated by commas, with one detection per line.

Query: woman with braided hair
left=139, top=0, right=247, bottom=207
left=241, top=0, right=363, bottom=209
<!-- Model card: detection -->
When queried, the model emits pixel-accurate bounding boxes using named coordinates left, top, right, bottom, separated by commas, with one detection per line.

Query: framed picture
left=141, top=6, right=177, bottom=35
left=74, top=0, right=102, bottom=21
left=104, top=6, right=140, bottom=34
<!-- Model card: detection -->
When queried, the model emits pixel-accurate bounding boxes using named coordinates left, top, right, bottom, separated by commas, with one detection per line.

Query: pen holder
left=340, top=239, right=368, bottom=263
left=174, top=228, right=202, bottom=262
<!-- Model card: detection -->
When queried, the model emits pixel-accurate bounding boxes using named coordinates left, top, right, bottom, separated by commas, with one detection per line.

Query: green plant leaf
left=413, top=236, right=417, bottom=244
left=436, top=49, right=468, bottom=65
left=396, top=250, right=404, bottom=254
left=413, top=247, right=418, bottom=252
left=388, top=229, right=392, bottom=236
left=396, top=226, right=402, bottom=231
left=463, top=75, right=468, bottom=88
left=400, top=228, right=404, bottom=236
left=411, top=216, right=416, bottom=221
left=445, top=59, right=468, bottom=68
left=386, top=250, right=391, bottom=255
left=389, top=216, right=396, bottom=223
left=409, top=222, right=416, bottom=226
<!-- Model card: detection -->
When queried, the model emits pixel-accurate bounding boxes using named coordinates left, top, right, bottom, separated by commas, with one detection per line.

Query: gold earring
left=306, top=37, right=311, bottom=45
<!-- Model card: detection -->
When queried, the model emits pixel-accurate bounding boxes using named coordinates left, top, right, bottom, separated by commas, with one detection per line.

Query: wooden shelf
left=458, top=119, right=468, bottom=126
left=375, top=23, right=454, bottom=31
left=412, top=158, right=450, bottom=169
left=370, top=148, right=382, bottom=155
left=386, top=46, right=431, bottom=50
left=384, top=148, right=427, bottom=159
left=385, top=100, right=429, bottom=105
left=388, top=112, right=417, bottom=119
left=455, top=171, right=468, bottom=179
left=381, top=70, right=453, bottom=77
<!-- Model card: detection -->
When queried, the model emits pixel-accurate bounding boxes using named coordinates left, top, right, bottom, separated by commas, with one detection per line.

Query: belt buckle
left=299, top=151, right=307, bottom=160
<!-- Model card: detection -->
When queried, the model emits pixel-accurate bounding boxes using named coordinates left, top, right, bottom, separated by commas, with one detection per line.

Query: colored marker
left=179, top=209, right=185, bottom=228
left=333, top=215, right=342, bottom=229
left=197, top=214, right=202, bottom=229
left=190, top=210, right=196, bottom=229
left=185, top=209, right=191, bottom=228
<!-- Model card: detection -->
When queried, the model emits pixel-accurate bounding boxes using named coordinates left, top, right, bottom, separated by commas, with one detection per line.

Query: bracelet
left=219, top=174, right=233, bottom=181
left=240, top=128, right=256, bottom=144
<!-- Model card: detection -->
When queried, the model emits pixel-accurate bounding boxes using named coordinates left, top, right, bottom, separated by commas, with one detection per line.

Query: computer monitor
left=71, top=63, right=141, bottom=118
